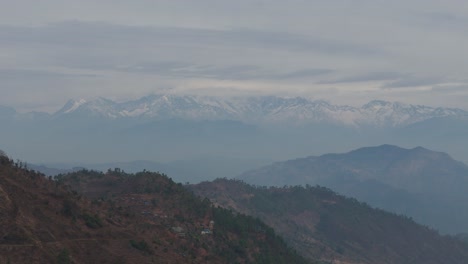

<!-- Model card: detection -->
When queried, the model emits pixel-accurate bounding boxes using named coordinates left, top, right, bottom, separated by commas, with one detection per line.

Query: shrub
left=82, top=213, right=103, bottom=229
left=130, top=240, right=152, bottom=254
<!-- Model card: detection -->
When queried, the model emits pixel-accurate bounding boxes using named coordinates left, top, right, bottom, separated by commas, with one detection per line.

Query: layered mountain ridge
left=238, top=144, right=468, bottom=234
left=4, top=94, right=468, bottom=167
left=5, top=94, right=468, bottom=127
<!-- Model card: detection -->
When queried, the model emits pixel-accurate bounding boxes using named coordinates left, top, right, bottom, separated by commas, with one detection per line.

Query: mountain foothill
left=0, top=154, right=307, bottom=264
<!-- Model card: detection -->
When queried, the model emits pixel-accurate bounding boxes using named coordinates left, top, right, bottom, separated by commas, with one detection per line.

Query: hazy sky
left=1, top=0, right=468, bottom=112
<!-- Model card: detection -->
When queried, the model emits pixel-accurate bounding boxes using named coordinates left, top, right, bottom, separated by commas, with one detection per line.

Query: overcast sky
left=1, top=0, right=468, bottom=112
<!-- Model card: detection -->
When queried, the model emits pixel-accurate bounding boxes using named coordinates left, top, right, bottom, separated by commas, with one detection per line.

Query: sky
left=1, top=0, right=468, bottom=112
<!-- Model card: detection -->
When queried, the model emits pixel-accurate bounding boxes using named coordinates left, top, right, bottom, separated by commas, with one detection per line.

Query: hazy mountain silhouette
left=3, top=95, right=468, bottom=167
left=238, top=145, right=468, bottom=234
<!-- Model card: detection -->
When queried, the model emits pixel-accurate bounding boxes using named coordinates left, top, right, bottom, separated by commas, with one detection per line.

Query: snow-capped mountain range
left=4, top=94, right=468, bottom=166
left=53, top=95, right=468, bottom=127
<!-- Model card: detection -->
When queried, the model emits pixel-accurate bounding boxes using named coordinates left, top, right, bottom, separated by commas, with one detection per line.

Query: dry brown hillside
left=0, top=154, right=309, bottom=264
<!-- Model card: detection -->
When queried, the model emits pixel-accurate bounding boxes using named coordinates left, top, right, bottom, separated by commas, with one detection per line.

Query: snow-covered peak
left=56, top=99, right=87, bottom=114
left=362, top=100, right=394, bottom=109
left=53, top=97, right=120, bottom=118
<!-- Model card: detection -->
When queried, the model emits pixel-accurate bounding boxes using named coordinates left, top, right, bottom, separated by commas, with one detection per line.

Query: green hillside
left=192, top=178, right=468, bottom=264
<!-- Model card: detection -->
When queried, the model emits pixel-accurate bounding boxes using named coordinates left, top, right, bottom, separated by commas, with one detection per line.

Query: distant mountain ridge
left=5, top=94, right=468, bottom=127
left=240, top=144, right=468, bottom=194
left=55, top=95, right=468, bottom=127
left=4, top=94, right=468, bottom=169
left=238, top=144, right=468, bottom=234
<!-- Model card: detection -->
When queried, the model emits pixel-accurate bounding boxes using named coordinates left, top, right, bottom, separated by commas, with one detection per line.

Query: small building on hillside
left=171, top=226, right=185, bottom=237
left=201, top=228, right=212, bottom=235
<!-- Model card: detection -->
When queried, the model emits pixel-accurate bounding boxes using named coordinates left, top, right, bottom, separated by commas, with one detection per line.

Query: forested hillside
left=0, top=154, right=308, bottom=264
left=192, top=178, right=468, bottom=264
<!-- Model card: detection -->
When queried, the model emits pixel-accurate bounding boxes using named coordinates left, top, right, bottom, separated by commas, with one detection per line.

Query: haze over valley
left=2, top=1, right=468, bottom=263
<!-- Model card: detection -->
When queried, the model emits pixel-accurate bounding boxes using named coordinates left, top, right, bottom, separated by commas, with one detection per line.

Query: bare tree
left=0, top=149, right=6, bottom=157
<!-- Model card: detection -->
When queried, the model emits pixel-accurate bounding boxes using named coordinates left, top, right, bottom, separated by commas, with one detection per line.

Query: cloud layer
left=1, top=1, right=468, bottom=111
